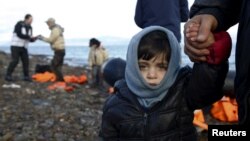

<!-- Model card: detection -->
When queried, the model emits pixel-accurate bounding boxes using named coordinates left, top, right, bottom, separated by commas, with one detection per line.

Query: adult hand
left=37, top=35, right=44, bottom=40
left=31, top=36, right=37, bottom=40
left=184, top=14, right=218, bottom=62
left=30, top=36, right=38, bottom=42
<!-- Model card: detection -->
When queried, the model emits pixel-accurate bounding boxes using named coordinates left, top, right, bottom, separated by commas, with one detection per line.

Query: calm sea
left=0, top=44, right=236, bottom=70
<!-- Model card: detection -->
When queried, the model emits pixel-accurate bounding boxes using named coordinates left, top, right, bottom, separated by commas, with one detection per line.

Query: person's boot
left=23, top=76, right=32, bottom=82
left=5, top=75, right=13, bottom=81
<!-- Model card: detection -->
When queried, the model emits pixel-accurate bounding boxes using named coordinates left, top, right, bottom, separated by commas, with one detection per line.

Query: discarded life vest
left=32, top=72, right=56, bottom=82
left=47, top=82, right=74, bottom=92
left=193, top=96, right=238, bottom=130
left=193, top=110, right=208, bottom=130
left=64, top=75, right=87, bottom=84
left=210, top=96, right=238, bottom=122
left=32, top=72, right=88, bottom=92
left=32, top=72, right=87, bottom=84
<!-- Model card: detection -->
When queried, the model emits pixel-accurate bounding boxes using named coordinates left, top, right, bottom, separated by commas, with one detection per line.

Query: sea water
left=0, top=44, right=235, bottom=70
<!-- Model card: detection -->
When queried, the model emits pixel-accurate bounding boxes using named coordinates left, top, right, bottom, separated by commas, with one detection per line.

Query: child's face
left=138, top=55, right=168, bottom=86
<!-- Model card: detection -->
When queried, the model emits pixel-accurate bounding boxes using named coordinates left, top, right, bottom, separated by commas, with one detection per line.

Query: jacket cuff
left=206, top=32, right=232, bottom=65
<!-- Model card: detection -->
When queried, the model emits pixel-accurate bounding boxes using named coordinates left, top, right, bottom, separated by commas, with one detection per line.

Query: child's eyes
left=139, top=65, right=147, bottom=70
left=158, top=64, right=168, bottom=70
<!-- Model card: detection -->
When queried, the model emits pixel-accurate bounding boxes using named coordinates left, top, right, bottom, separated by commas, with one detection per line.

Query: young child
left=100, top=26, right=231, bottom=140
left=88, top=38, right=108, bottom=88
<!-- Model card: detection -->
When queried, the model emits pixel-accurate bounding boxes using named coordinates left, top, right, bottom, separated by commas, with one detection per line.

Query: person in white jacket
left=5, top=14, right=37, bottom=82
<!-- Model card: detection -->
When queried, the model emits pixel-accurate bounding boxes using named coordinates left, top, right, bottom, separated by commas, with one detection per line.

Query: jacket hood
left=51, top=24, right=64, bottom=33
left=125, top=26, right=181, bottom=108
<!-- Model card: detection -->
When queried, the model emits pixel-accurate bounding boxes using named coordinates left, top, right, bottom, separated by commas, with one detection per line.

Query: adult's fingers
left=184, top=45, right=207, bottom=62
left=188, top=40, right=213, bottom=49
left=184, top=39, right=210, bottom=57
left=186, top=32, right=198, bottom=41
left=186, top=22, right=200, bottom=33
left=196, top=15, right=218, bottom=42
left=186, top=24, right=200, bottom=41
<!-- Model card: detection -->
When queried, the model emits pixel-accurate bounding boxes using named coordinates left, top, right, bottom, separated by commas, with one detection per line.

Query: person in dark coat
left=5, top=14, right=37, bottom=82
left=184, top=0, right=250, bottom=125
left=134, top=0, right=189, bottom=42
left=100, top=26, right=231, bottom=141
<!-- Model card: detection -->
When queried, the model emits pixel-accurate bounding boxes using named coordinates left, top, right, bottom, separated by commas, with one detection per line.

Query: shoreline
left=0, top=51, right=106, bottom=141
left=0, top=51, right=225, bottom=141
left=0, top=47, right=89, bottom=67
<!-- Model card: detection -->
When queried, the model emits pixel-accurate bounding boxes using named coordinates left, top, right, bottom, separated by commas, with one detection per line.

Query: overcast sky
left=0, top=0, right=141, bottom=43
left=0, top=0, right=238, bottom=45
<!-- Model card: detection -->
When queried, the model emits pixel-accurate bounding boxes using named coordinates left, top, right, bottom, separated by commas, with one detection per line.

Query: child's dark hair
left=24, top=14, right=32, bottom=20
left=89, top=38, right=101, bottom=47
left=138, top=30, right=171, bottom=62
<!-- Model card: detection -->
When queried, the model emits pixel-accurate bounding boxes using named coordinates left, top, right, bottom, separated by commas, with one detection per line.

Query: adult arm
left=190, top=0, right=242, bottom=31
left=42, top=28, right=61, bottom=43
left=184, top=0, right=242, bottom=62
left=15, top=22, right=31, bottom=40
left=180, top=0, right=189, bottom=22
left=29, top=28, right=37, bottom=42
left=134, top=0, right=143, bottom=28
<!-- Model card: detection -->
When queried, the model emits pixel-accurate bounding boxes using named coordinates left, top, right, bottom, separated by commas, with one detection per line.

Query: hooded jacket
left=88, top=46, right=109, bottom=67
left=125, top=26, right=181, bottom=108
left=189, top=0, right=250, bottom=126
left=42, top=24, right=65, bottom=51
left=134, top=0, right=189, bottom=42
left=101, top=26, right=230, bottom=141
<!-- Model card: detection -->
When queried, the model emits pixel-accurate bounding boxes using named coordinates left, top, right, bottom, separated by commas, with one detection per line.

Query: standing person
left=5, top=14, right=37, bottom=82
left=38, top=18, right=65, bottom=82
left=88, top=38, right=108, bottom=88
left=184, top=0, right=250, bottom=125
left=100, top=26, right=231, bottom=140
left=134, top=0, right=189, bottom=42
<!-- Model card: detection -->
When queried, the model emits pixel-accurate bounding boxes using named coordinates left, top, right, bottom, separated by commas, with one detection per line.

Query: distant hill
left=64, top=36, right=129, bottom=46
left=0, top=36, right=130, bottom=47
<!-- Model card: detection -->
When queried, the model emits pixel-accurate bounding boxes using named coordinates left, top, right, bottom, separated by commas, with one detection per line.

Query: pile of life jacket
left=32, top=72, right=87, bottom=92
left=193, top=96, right=238, bottom=131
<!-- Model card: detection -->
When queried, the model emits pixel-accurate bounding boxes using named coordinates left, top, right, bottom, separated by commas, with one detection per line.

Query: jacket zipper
left=144, top=113, right=149, bottom=141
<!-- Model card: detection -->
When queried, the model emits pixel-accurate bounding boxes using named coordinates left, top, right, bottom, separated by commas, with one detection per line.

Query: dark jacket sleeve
left=134, top=0, right=143, bottom=28
left=100, top=96, right=119, bottom=141
left=15, top=22, right=31, bottom=40
left=185, top=62, right=228, bottom=110
left=190, top=0, right=242, bottom=31
left=185, top=32, right=231, bottom=110
left=29, top=27, right=36, bottom=42
left=180, top=0, right=189, bottom=22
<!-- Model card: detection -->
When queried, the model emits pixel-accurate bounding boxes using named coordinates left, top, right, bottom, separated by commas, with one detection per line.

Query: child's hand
left=185, top=23, right=200, bottom=41
left=37, top=35, right=44, bottom=40
left=186, top=23, right=215, bottom=45
left=185, top=23, right=216, bottom=63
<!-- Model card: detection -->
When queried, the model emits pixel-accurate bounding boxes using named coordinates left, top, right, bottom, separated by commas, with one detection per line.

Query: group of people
left=4, top=0, right=250, bottom=140
left=5, top=14, right=109, bottom=87
left=100, top=0, right=250, bottom=141
left=5, top=14, right=66, bottom=82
